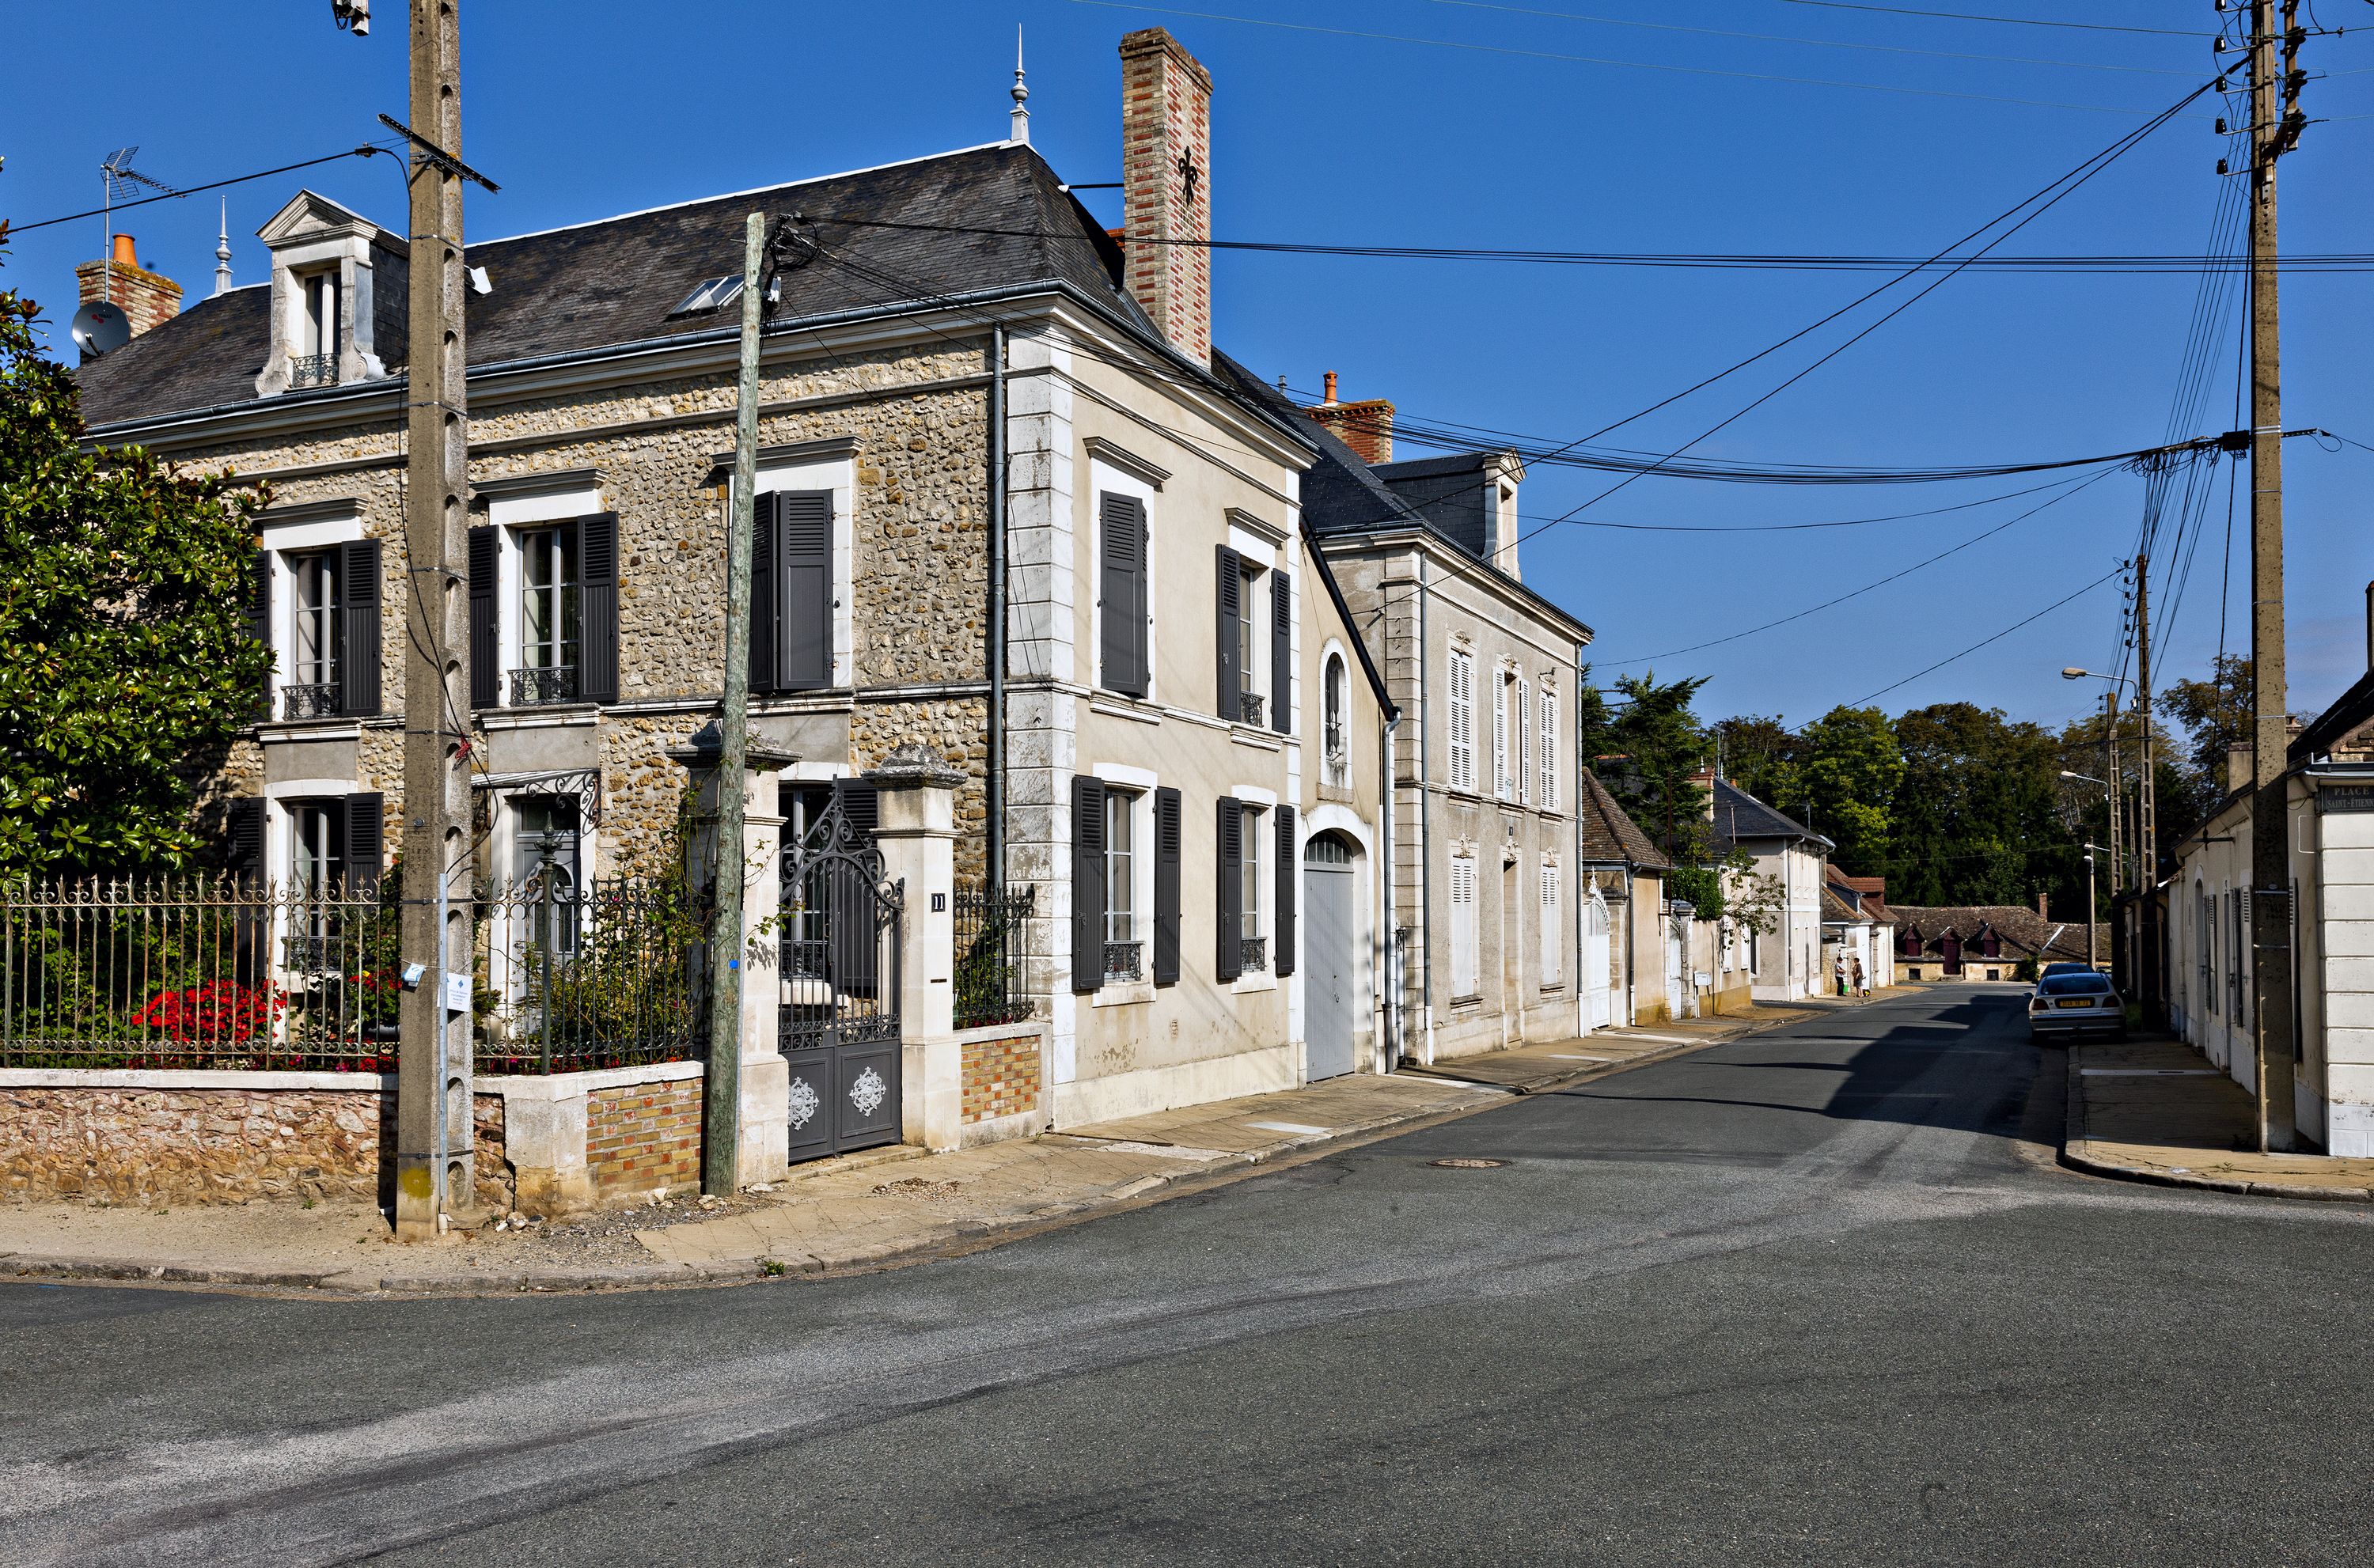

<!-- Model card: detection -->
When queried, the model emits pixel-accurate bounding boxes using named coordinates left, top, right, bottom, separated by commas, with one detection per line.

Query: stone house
left=1280, top=379, right=1598, bottom=1061
left=1890, top=906, right=2096, bottom=983
left=1575, top=767, right=1671, bottom=1028
left=1821, top=873, right=1897, bottom=993
left=2166, top=657, right=2374, bottom=1156
left=1711, top=778, right=1833, bottom=1002
left=63, top=27, right=1405, bottom=1168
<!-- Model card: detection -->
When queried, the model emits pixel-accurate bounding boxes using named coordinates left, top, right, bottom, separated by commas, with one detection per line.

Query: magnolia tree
left=0, top=267, right=272, bottom=878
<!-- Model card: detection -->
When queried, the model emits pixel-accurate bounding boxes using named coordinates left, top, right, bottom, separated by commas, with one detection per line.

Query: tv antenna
left=98, top=147, right=175, bottom=302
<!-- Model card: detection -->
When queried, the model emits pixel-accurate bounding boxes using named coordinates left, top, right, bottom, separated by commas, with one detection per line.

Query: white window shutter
left=1540, top=863, right=1561, bottom=985
left=1492, top=674, right=1508, bottom=800
left=1449, top=651, right=1474, bottom=793
left=1540, top=685, right=1557, bottom=810
left=1451, top=855, right=1479, bottom=997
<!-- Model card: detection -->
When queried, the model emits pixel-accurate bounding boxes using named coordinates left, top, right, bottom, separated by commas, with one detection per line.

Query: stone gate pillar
left=867, top=744, right=962, bottom=1146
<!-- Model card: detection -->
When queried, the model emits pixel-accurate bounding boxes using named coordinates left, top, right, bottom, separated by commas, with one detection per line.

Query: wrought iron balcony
left=288, top=353, right=337, bottom=389
left=1240, top=937, right=1267, bottom=974
left=1236, top=691, right=1265, bottom=728
left=280, top=682, right=343, bottom=721
left=510, top=665, right=578, bottom=707
left=1102, top=940, right=1143, bottom=986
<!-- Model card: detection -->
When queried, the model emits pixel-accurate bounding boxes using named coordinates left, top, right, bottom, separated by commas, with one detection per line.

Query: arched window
left=1322, top=653, right=1348, bottom=786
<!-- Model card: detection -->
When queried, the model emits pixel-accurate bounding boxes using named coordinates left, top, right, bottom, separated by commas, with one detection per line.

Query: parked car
left=2027, top=969, right=2126, bottom=1041
left=2039, top=962, right=2095, bottom=979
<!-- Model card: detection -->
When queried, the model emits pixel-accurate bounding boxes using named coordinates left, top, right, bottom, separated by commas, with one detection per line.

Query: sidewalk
left=2064, top=1037, right=2374, bottom=1202
left=0, top=1003, right=1825, bottom=1297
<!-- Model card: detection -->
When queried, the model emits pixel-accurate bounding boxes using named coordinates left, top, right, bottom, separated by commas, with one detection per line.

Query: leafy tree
left=1711, top=714, right=1803, bottom=820
left=1801, top=705, right=1902, bottom=877
left=1583, top=668, right=1713, bottom=861
left=2160, top=653, right=2254, bottom=794
left=0, top=274, right=273, bottom=877
left=1887, top=702, right=2080, bottom=913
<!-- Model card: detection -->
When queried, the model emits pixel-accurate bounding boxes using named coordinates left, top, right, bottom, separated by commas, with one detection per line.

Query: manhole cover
left=1428, top=1157, right=1506, bottom=1169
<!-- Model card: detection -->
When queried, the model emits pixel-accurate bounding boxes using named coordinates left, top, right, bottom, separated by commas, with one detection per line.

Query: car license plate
left=2056, top=998, right=2092, bottom=1009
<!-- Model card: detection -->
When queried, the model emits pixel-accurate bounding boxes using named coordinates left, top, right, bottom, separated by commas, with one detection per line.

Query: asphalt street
left=8, top=987, right=2372, bottom=1566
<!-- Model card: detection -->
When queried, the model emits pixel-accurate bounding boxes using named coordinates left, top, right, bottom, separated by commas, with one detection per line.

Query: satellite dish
left=72, top=300, right=132, bottom=358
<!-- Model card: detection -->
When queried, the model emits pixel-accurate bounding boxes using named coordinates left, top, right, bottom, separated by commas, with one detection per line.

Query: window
left=2199, top=888, right=2215, bottom=1015
left=290, top=802, right=343, bottom=897
left=751, top=490, right=834, bottom=695
left=1538, top=683, right=1558, bottom=809
left=283, top=550, right=343, bottom=719
left=1451, top=854, right=1479, bottom=998
left=1098, top=493, right=1150, bottom=697
left=669, top=275, right=748, bottom=316
left=1240, top=802, right=1267, bottom=971
left=518, top=525, right=581, bottom=705
left=293, top=268, right=340, bottom=386
left=1105, top=787, right=1140, bottom=982
left=1323, top=653, right=1349, bottom=787
left=1493, top=672, right=1511, bottom=801
left=1237, top=566, right=1261, bottom=724
left=1448, top=649, right=1476, bottom=792
left=1517, top=678, right=1532, bottom=804
left=1540, top=862, right=1562, bottom=987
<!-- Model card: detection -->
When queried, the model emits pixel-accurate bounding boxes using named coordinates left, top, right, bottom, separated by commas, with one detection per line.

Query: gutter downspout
left=1417, top=548, right=1435, bottom=1065
left=986, top=324, right=1007, bottom=892
left=1381, top=706, right=1399, bottom=1070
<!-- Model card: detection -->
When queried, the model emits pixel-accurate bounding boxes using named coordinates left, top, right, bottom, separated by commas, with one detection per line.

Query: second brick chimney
left=74, top=234, right=183, bottom=341
left=1303, top=369, right=1395, bottom=464
left=1120, top=28, right=1213, bottom=365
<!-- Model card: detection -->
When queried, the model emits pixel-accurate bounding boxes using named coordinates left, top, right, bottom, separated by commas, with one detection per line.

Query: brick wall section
left=1305, top=399, right=1394, bottom=465
left=586, top=1078, right=703, bottom=1201
left=1120, top=28, right=1213, bottom=365
left=961, top=1033, right=1042, bottom=1124
left=75, top=252, right=184, bottom=340
left=0, top=1086, right=510, bottom=1210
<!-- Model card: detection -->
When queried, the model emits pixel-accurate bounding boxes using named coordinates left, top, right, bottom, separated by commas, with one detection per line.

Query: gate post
left=867, top=744, right=963, bottom=1147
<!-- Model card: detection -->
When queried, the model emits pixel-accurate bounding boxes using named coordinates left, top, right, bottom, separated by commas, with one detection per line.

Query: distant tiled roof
left=1712, top=778, right=1833, bottom=852
left=76, top=142, right=1139, bottom=430
left=1890, top=904, right=2104, bottom=964
left=1821, top=887, right=1867, bottom=924
left=1576, top=768, right=1671, bottom=870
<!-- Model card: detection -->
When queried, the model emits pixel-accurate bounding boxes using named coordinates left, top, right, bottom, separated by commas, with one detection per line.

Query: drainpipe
left=1380, top=706, right=1399, bottom=1070
left=986, top=324, right=1007, bottom=892
left=1416, top=548, right=1434, bottom=1065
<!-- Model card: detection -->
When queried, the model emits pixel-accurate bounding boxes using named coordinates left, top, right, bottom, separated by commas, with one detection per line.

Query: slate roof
left=75, top=142, right=1140, bottom=430
left=1576, top=767, right=1672, bottom=871
left=1711, top=778, right=1832, bottom=852
left=1821, top=886, right=1868, bottom=925
left=1890, top=905, right=2103, bottom=965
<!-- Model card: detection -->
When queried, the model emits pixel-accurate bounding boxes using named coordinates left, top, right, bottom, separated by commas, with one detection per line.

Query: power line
left=1769, top=0, right=2211, bottom=37
left=6, top=144, right=394, bottom=235
left=1846, top=564, right=2127, bottom=709
left=1058, top=0, right=2204, bottom=116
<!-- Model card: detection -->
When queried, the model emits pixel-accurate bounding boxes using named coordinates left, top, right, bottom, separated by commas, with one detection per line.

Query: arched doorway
left=1304, top=831, right=1360, bottom=1080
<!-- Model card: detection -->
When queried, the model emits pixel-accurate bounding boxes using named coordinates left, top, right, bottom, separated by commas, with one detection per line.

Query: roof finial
left=213, top=197, right=233, bottom=297
left=1010, top=25, right=1030, bottom=145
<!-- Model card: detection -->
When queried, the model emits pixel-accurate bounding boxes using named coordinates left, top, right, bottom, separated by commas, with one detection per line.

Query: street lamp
left=2080, top=842, right=2110, bottom=969
left=2061, top=667, right=2137, bottom=900
left=2061, top=770, right=2116, bottom=888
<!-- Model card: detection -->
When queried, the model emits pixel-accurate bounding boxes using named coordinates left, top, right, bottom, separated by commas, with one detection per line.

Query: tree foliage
left=1887, top=703, right=2076, bottom=911
left=1801, top=706, right=1903, bottom=877
left=0, top=280, right=272, bottom=877
left=1581, top=668, right=1712, bottom=862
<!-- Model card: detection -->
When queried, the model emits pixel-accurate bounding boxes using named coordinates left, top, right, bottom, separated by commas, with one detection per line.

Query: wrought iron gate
left=779, top=795, right=904, bottom=1161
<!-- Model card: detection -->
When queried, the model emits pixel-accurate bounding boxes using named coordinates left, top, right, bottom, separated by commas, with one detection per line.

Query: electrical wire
left=6, top=145, right=396, bottom=235
left=1770, top=0, right=2211, bottom=36
left=1058, top=0, right=2209, bottom=116
left=1845, top=564, right=2126, bottom=709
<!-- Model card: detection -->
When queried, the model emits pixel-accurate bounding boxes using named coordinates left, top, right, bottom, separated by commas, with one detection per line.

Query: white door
left=1665, top=915, right=1687, bottom=1020
left=1305, top=843, right=1357, bottom=1081
left=1585, top=888, right=1612, bottom=1030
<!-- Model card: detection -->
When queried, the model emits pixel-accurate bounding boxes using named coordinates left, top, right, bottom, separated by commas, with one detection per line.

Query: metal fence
left=1, top=872, right=704, bottom=1074
left=954, top=881, right=1035, bottom=1030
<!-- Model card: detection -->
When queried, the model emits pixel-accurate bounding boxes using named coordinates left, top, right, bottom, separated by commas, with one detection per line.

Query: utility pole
left=2104, top=690, right=2122, bottom=895
left=396, top=0, right=476, bottom=1240
left=2247, top=0, right=2297, bottom=1151
left=2134, top=551, right=2160, bottom=1023
left=702, top=212, right=768, bottom=1197
left=2083, top=846, right=2100, bottom=970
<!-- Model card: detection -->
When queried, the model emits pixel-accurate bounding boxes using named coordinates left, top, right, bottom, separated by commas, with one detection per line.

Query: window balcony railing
left=280, top=682, right=343, bottom=722
left=1239, top=937, right=1267, bottom=974
left=288, top=353, right=336, bottom=389
left=510, top=665, right=579, bottom=707
left=1236, top=691, right=1265, bottom=728
left=1102, top=940, right=1143, bottom=986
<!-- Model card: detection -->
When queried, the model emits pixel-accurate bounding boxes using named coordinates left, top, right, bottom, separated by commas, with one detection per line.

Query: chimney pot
left=112, top=233, right=138, bottom=268
left=1322, top=370, right=1338, bottom=404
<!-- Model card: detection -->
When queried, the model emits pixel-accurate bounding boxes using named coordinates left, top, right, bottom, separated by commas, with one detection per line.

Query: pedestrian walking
left=1852, top=956, right=1868, bottom=998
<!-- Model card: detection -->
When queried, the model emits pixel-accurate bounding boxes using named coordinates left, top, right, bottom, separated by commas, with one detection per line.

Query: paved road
left=9, top=988, right=2373, bottom=1566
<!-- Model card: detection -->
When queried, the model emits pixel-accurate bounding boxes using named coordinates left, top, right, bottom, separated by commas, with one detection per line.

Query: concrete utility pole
left=396, top=0, right=477, bottom=1239
left=2134, top=551, right=2160, bottom=1023
left=2247, top=0, right=2296, bottom=1151
left=702, top=212, right=768, bottom=1196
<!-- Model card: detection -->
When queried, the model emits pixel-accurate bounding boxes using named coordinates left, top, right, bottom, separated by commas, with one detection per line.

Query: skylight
left=669, top=275, right=744, bottom=316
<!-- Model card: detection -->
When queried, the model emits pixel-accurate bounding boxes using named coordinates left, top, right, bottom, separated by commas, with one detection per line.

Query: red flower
left=134, top=980, right=286, bottom=1043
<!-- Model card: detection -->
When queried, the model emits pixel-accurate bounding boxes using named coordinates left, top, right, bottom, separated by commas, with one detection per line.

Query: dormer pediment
left=252, top=189, right=406, bottom=398
left=256, top=189, right=406, bottom=256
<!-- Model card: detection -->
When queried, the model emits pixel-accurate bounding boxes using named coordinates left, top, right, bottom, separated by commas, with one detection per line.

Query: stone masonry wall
left=585, top=1078, right=703, bottom=1202
left=0, top=1085, right=510, bottom=1211
left=961, top=1032, right=1043, bottom=1125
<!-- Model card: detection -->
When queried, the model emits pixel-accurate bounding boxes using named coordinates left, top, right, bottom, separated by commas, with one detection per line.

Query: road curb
left=1, top=1007, right=1818, bottom=1299
left=2059, top=1053, right=2374, bottom=1203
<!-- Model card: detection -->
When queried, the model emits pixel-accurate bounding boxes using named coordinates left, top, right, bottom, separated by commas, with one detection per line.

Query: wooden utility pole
left=396, top=0, right=477, bottom=1238
left=703, top=212, right=768, bottom=1197
left=2135, top=551, right=2160, bottom=1023
left=2247, top=0, right=2296, bottom=1150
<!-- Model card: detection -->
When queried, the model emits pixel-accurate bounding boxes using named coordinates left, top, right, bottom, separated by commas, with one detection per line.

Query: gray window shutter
left=337, top=539, right=381, bottom=718
left=1099, top=494, right=1148, bottom=697
left=578, top=511, right=620, bottom=705
left=749, top=490, right=777, bottom=694
left=1270, top=570, right=1291, bottom=734
left=225, top=797, right=265, bottom=884
left=1074, top=775, right=1107, bottom=992
left=1215, top=545, right=1241, bottom=721
left=250, top=548, right=274, bottom=717
left=343, top=792, right=385, bottom=896
left=779, top=490, right=832, bottom=691
left=1154, top=786, right=1181, bottom=987
left=1215, top=796, right=1243, bottom=982
left=828, top=778, right=881, bottom=998
left=1275, top=804, right=1296, bottom=977
left=467, top=524, right=499, bottom=709
left=830, top=778, right=878, bottom=844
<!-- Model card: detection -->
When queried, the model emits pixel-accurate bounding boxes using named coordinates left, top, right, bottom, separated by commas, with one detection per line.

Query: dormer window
left=292, top=268, right=343, bottom=388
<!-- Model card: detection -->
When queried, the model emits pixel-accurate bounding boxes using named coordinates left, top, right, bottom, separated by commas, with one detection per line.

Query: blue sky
left=6, top=2, right=2370, bottom=734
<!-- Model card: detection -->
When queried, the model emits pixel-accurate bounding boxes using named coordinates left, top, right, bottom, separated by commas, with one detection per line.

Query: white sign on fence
left=444, top=971, right=472, bottom=1015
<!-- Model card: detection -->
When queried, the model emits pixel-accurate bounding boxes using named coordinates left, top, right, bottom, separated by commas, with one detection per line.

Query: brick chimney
left=74, top=234, right=183, bottom=341
left=1119, top=28, right=1213, bottom=365
left=2036, top=890, right=2048, bottom=919
left=1303, top=369, right=1395, bottom=464
left=2227, top=742, right=2254, bottom=793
